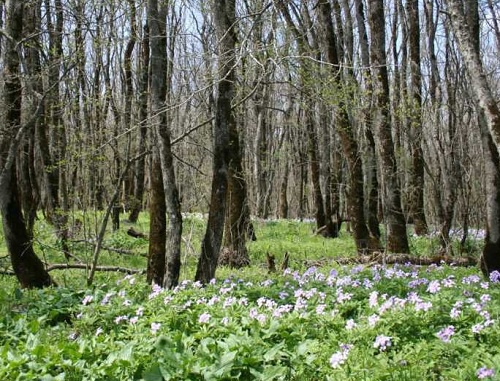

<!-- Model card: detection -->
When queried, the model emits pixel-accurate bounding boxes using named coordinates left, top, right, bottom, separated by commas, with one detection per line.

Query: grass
left=0, top=213, right=497, bottom=380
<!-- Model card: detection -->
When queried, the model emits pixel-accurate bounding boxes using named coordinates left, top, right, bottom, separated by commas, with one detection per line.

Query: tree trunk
left=147, top=155, right=166, bottom=286
left=195, top=0, right=235, bottom=284
left=129, top=24, right=150, bottom=223
left=368, top=0, right=409, bottom=253
left=148, top=0, right=183, bottom=289
left=317, top=0, right=377, bottom=251
left=406, top=0, right=428, bottom=235
left=0, top=0, right=54, bottom=288
left=354, top=0, right=381, bottom=240
left=445, top=0, right=500, bottom=275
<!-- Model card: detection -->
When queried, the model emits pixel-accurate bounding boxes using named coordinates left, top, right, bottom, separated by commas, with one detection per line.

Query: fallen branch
left=302, top=254, right=478, bottom=268
left=46, top=263, right=145, bottom=274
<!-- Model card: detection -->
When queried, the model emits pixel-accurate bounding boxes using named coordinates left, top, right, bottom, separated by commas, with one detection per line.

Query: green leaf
left=14, top=288, right=23, bottom=300
left=143, top=363, right=163, bottom=381
left=264, top=343, right=285, bottom=362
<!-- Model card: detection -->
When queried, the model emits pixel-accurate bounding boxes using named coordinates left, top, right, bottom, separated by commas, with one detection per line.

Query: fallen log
left=127, top=227, right=148, bottom=240
left=302, top=253, right=478, bottom=268
left=46, top=263, right=145, bottom=274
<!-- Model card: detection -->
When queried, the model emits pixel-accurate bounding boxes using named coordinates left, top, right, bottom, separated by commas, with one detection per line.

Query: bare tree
left=0, top=0, right=54, bottom=288
left=367, top=0, right=409, bottom=253
left=148, top=0, right=183, bottom=288
left=195, top=0, right=235, bottom=283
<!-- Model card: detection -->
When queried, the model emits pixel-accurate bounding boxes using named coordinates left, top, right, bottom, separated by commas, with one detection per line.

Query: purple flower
left=199, top=312, right=211, bottom=324
left=151, top=322, right=161, bottom=334
left=437, top=325, right=455, bottom=342
left=345, top=319, right=357, bottom=330
left=427, top=280, right=441, bottom=294
left=490, top=270, right=500, bottom=283
left=472, top=323, right=484, bottom=334
left=316, top=304, right=326, bottom=315
left=129, top=316, right=139, bottom=324
left=374, top=335, right=392, bottom=351
left=369, top=291, right=378, bottom=307
left=82, top=295, right=93, bottom=305
left=368, top=314, right=380, bottom=327
left=477, top=367, right=495, bottom=379
left=329, top=343, right=352, bottom=368
left=114, top=315, right=128, bottom=324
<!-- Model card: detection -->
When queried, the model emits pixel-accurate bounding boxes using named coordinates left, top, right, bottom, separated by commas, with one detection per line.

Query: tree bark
left=0, top=0, right=54, bottom=288
left=148, top=0, right=183, bottom=289
left=368, top=0, right=410, bottom=253
left=445, top=0, right=500, bottom=275
left=195, top=0, right=234, bottom=284
left=317, top=0, right=378, bottom=251
left=129, top=24, right=150, bottom=223
left=147, top=155, right=166, bottom=286
left=406, top=0, right=428, bottom=235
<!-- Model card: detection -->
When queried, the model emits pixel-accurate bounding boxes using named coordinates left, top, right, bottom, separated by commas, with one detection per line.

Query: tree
left=148, top=0, right=183, bottom=289
left=367, top=0, right=409, bottom=253
left=195, top=0, right=235, bottom=283
left=406, top=0, right=428, bottom=235
left=0, top=0, right=55, bottom=288
left=316, top=0, right=379, bottom=252
left=444, top=0, right=500, bottom=275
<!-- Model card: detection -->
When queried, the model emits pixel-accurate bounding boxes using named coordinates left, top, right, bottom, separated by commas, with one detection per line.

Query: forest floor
left=0, top=214, right=498, bottom=380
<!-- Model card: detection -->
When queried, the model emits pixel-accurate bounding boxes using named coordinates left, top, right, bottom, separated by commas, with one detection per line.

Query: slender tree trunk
left=354, top=0, right=381, bottom=239
left=407, top=0, right=428, bottom=235
left=129, top=24, right=150, bottom=223
left=445, top=0, right=500, bottom=274
left=317, top=0, right=377, bottom=251
left=0, top=0, right=54, bottom=288
left=148, top=0, right=183, bottom=289
left=368, top=0, right=409, bottom=253
left=195, top=0, right=234, bottom=284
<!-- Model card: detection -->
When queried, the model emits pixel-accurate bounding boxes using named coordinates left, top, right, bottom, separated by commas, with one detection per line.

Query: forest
left=0, top=0, right=499, bottom=379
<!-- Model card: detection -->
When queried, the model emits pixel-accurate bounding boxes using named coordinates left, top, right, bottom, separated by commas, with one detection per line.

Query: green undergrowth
left=0, top=213, right=494, bottom=380
left=0, top=264, right=499, bottom=380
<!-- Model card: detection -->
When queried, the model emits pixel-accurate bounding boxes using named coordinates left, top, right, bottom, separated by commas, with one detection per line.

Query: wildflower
left=477, top=367, right=495, bottom=379
left=95, top=327, right=103, bottom=336
left=151, top=322, right=161, bottom=334
left=472, top=323, right=484, bottom=334
left=369, top=291, right=379, bottom=307
left=480, top=294, right=491, bottom=304
left=136, top=306, right=144, bottom=316
left=462, top=275, right=481, bottom=285
left=489, top=270, right=500, bottom=283
left=316, top=304, right=326, bottom=315
left=427, top=280, right=441, bottom=294
left=199, top=312, right=211, bottom=324
left=82, top=295, right=93, bottom=305
left=122, top=299, right=132, bottom=306
left=129, top=316, right=139, bottom=325
left=114, top=315, right=128, bottom=324
left=368, top=314, right=380, bottom=327
left=101, top=292, right=114, bottom=305
left=345, top=319, right=357, bottom=330
left=363, top=279, right=373, bottom=289
left=221, top=317, right=229, bottom=326
left=373, top=335, right=392, bottom=351
left=278, top=291, right=289, bottom=300
left=414, top=301, right=432, bottom=312
left=437, top=325, right=455, bottom=342
left=329, top=343, right=352, bottom=369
